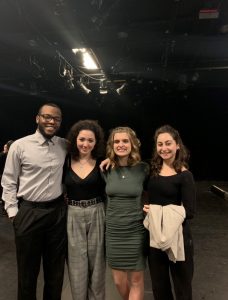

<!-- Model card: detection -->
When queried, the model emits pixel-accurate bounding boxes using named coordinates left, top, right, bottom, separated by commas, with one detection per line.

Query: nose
left=160, top=145, right=167, bottom=151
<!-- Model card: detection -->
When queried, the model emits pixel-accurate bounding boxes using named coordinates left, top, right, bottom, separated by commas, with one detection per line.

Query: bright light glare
left=82, top=52, right=98, bottom=69
left=72, top=48, right=98, bottom=70
left=99, top=89, right=108, bottom=94
left=72, top=48, right=86, bottom=54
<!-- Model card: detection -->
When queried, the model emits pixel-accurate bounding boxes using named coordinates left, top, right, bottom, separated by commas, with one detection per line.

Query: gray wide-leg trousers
left=67, top=202, right=105, bottom=300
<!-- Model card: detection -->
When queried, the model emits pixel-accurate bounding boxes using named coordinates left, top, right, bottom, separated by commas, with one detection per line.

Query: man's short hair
left=38, top=103, right=62, bottom=115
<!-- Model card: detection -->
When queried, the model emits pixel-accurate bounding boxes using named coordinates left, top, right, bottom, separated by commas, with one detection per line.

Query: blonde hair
left=106, top=126, right=141, bottom=167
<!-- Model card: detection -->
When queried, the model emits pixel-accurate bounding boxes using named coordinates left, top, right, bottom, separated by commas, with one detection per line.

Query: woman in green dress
left=102, top=127, right=149, bottom=300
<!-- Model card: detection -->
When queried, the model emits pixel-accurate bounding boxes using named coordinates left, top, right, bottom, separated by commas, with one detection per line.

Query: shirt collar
left=35, top=130, right=55, bottom=145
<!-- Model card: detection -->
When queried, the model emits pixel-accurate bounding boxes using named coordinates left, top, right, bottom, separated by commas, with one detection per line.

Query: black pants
left=0, top=199, right=7, bottom=216
left=148, top=239, right=194, bottom=300
left=13, top=197, right=67, bottom=300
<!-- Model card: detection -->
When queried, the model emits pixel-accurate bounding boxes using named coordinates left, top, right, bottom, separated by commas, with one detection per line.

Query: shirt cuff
left=6, top=206, right=18, bottom=218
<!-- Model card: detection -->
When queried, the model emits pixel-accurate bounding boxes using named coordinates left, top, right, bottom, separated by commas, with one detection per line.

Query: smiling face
left=113, top=132, right=132, bottom=158
left=76, top=130, right=96, bottom=156
left=36, top=105, right=62, bottom=139
left=156, top=132, right=179, bottom=163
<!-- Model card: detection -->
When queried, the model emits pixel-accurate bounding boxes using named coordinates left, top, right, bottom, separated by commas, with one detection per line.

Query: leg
left=13, top=204, right=44, bottom=300
left=42, top=203, right=67, bottom=300
left=67, top=205, right=88, bottom=300
left=128, top=271, right=144, bottom=300
left=87, top=203, right=106, bottom=300
left=170, top=240, right=194, bottom=300
left=112, top=269, right=129, bottom=300
left=148, top=247, right=174, bottom=300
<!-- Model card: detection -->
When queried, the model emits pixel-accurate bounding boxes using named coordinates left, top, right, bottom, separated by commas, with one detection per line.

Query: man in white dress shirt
left=1, top=103, right=67, bottom=300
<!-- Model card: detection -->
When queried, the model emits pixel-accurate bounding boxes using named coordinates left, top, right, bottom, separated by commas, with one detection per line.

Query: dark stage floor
left=0, top=181, right=228, bottom=300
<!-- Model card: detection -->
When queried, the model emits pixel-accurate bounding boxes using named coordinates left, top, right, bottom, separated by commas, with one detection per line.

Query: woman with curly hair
left=143, top=124, right=196, bottom=300
left=64, top=120, right=106, bottom=300
left=103, top=126, right=149, bottom=300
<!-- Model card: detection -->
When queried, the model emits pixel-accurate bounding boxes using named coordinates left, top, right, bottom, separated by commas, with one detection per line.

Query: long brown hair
left=151, top=125, right=189, bottom=176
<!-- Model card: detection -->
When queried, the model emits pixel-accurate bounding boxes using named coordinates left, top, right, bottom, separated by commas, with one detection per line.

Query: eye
left=123, top=139, right=129, bottom=143
left=114, top=140, right=120, bottom=144
left=78, top=138, right=85, bottom=142
left=88, top=139, right=95, bottom=143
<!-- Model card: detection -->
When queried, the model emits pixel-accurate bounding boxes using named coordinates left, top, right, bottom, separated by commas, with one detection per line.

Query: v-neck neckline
left=70, top=164, right=96, bottom=180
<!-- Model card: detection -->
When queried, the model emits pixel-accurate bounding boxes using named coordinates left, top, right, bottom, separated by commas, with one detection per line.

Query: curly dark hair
left=151, top=125, right=189, bottom=176
left=106, top=126, right=141, bottom=167
left=66, top=120, right=105, bottom=160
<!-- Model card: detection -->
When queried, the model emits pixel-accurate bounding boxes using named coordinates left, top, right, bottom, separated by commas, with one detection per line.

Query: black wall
left=0, top=85, right=227, bottom=180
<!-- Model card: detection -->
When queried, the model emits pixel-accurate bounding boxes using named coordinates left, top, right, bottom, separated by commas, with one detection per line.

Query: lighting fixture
left=99, top=79, right=108, bottom=94
left=78, top=79, right=92, bottom=94
left=116, top=82, right=127, bottom=95
left=72, top=48, right=98, bottom=70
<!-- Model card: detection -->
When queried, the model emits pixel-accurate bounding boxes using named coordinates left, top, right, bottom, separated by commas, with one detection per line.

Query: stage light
left=116, top=82, right=127, bottom=95
left=72, top=48, right=98, bottom=70
left=99, top=79, right=108, bottom=94
left=78, top=80, right=92, bottom=94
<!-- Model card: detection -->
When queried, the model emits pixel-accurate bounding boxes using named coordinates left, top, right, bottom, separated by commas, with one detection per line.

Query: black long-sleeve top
left=147, top=170, right=196, bottom=242
left=147, top=170, right=195, bottom=218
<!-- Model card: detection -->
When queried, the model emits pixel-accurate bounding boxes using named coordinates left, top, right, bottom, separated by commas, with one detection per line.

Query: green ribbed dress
left=103, top=162, right=149, bottom=270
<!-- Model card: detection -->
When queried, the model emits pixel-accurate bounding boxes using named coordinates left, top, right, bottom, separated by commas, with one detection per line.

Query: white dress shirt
left=1, top=130, right=67, bottom=217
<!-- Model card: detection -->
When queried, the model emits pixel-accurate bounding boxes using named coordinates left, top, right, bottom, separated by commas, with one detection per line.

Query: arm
left=1, top=144, right=21, bottom=218
left=99, top=158, right=112, bottom=171
left=181, top=171, right=196, bottom=219
left=142, top=190, right=150, bottom=213
left=142, top=162, right=150, bottom=213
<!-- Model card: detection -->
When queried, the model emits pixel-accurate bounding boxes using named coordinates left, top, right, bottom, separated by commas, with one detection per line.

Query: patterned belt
left=68, top=197, right=103, bottom=208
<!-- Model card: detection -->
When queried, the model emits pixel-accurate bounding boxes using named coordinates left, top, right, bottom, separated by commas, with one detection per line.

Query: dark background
left=1, top=0, right=228, bottom=180
left=1, top=85, right=227, bottom=181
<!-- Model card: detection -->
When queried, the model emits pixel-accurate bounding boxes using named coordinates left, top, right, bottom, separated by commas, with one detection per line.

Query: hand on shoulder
left=100, top=158, right=112, bottom=171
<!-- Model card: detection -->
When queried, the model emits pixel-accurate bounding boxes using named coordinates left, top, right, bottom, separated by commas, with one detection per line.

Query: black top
left=147, top=170, right=195, bottom=219
left=64, top=160, right=105, bottom=201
